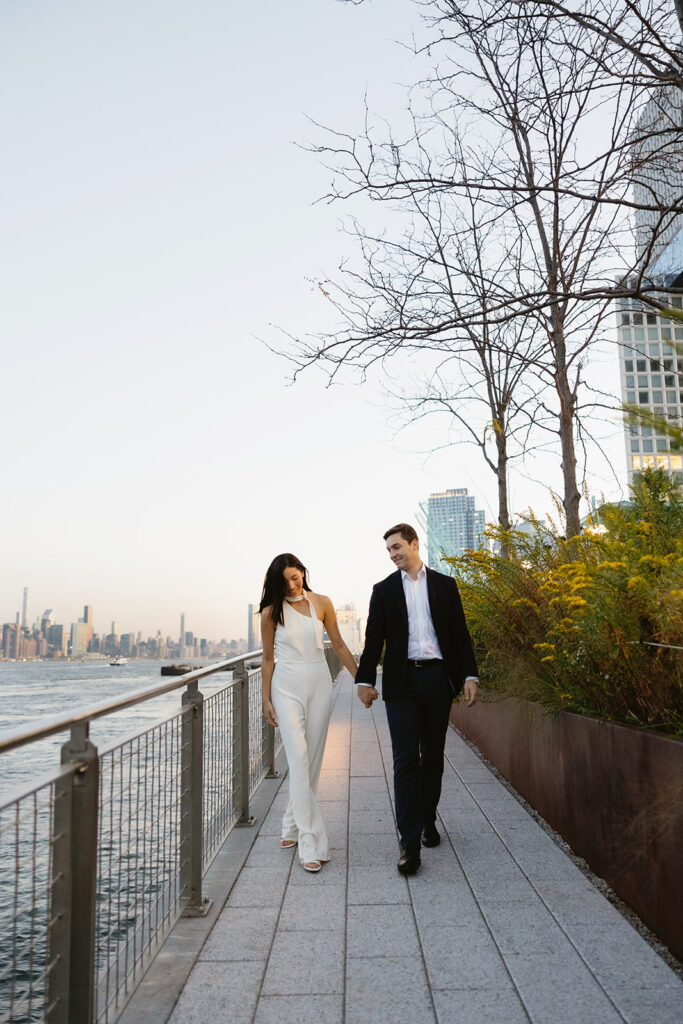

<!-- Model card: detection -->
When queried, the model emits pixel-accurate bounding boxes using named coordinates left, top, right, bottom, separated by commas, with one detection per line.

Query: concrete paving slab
left=565, top=921, right=682, bottom=993
left=410, top=883, right=480, bottom=929
left=438, top=790, right=481, bottom=815
left=258, top=807, right=287, bottom=836
left=228, top=866, right=292, bottom=907
left=503, top=952, right=625, bottom=1024
left=262, top=929, right=345, bottom=995
left=347, top=903, right=421, bottom=958
left=317, top=799, right=349, bottom=823
left=317, top=770, right=350, bottom=801
left=200, top=905, right=280, bottom=961
left=345, top=955, right=435, bottom=1024
left=321, top=752, right=351, bottom=769
left=244, top=834, right=297, bottom=868
left=431, top=987, right=529, bottom=1024
left=348, top=831, right=400, bottom=865
left=419, top=925, right=512, bottom=991
left=278, top=883, right=346, bottom=931
left=533, top=881, right=625, bottom=927
left=349, top=760, right=385, bottom=777
left=167, top=961, right=264, bottom=1024
left=479, top=899, right=578, bottom=956
left=347, top=865, right=411, bottom=905
left=254, top=994, right=344, bottom=1024
left=348, top=808, right=397, bottom=834
left=349, top=777, right=394, bottom=811
left=612, top=985, right=683, bottom=1024
left=461, top=854, right=537, bottom=892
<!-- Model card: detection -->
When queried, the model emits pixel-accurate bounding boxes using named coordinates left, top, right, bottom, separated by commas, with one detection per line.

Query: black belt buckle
left=409, top=658, right=440, bottom=669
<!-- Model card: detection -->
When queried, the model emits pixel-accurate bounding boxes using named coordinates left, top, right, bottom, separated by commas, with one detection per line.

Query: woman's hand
left=263, top=698, right=278, bottom=728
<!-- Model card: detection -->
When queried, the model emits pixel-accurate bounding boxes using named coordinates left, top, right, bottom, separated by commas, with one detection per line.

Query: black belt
left=407, top=658, right=444, bottom=669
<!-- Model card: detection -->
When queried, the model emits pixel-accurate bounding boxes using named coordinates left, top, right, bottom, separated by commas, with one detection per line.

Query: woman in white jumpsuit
left=260, top=553, right=358, bottom=872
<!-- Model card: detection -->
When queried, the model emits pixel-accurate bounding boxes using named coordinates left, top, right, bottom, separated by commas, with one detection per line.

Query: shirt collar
left=401, top=562, right=426, bottom=583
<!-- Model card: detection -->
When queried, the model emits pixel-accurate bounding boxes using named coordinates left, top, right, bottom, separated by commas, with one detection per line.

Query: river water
left=0, top=659, right=232, bottom=794
left=0, top=659, right=236, bottom=1023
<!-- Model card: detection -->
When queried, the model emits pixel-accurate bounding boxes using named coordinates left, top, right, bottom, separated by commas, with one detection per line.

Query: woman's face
left=282, top=566, right=304, bottom=597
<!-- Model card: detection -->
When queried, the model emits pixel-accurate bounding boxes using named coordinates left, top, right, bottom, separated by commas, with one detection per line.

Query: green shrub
left=445, top=469, right=683, bottom=733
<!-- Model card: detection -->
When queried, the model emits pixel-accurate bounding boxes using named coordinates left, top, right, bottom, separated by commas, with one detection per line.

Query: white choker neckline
left=285, top=595, right=305, bottom=603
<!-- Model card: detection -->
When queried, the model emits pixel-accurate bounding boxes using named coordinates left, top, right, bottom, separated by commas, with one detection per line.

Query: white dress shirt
left=403, top=564, right=443, bottom=659
left=358, top=563, right=478, bottom=685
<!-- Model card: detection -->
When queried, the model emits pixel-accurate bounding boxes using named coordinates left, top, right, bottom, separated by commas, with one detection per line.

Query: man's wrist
left=465, top=676, right=479, bottom=684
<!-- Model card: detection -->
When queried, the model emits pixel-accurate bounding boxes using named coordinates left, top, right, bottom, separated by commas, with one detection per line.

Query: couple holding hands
left=260, top=523, right=479, bottom=875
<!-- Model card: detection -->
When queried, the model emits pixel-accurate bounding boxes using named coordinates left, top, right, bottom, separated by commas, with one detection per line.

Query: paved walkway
left=140, top=674, right=681, bottom=1024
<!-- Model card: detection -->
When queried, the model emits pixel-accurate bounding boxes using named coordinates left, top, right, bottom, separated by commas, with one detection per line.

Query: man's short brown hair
left=383, top=523, right=418, bottom=544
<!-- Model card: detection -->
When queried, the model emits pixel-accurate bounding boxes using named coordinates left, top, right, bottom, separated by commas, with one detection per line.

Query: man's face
left=385, top=533, right=420, bottom=572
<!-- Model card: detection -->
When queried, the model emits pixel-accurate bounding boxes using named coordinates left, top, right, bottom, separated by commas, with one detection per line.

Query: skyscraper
left=82, top=605, right=94, bottom=646
left=618, top=79, right=683, bottom=486
left=21, top=588, right=28, bottom=630
left=70, top=622, right=89, bottom=657
left=247, top=604, right=260, bottom=652
left=422, top=488, right=486, bottom=569
left=180, top=613, right=186, bottom=658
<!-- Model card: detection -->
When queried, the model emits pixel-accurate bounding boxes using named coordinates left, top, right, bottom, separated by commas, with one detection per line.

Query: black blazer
left=356, top=566, right=478, bottom=701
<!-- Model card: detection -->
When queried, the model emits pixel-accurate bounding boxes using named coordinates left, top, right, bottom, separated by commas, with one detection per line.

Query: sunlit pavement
left=123, top=671, right=682, bottom=1024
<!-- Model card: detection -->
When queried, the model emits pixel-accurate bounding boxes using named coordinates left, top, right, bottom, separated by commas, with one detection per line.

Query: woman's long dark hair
left=259, top=553, right=311, bottom=627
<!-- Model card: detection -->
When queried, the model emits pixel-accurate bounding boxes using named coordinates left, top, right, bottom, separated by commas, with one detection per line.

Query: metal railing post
left=52, top=723, right=99, bottom=1024
left=232, top=662, right=256, bottom=826
left=47, top=771, right=73, bottom=1024
left=180, top=681, right=212, bottom=917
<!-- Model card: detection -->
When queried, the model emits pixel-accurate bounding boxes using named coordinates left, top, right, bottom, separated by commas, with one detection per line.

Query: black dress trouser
left=384, top=662, right=454, bottom=852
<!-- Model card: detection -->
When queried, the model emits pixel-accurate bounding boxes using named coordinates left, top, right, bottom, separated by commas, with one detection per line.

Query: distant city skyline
left=1, top=590, right=251, bottom=661
left=1, top=588, right=370, bottom=662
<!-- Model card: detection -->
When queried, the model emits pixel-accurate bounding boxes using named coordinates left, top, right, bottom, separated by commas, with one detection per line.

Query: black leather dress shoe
left=422, top=823, right=441, bottom=847
left=397, top=848, right=421, bottom=875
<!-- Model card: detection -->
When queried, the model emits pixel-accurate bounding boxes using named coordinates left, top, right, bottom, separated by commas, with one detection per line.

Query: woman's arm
left=320, top=597, right=358, bottom=678
left=260, top=609, right=278, bottom=727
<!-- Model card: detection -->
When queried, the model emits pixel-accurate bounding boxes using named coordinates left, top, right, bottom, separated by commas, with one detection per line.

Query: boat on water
left=110, top=656, right=128, bottom=666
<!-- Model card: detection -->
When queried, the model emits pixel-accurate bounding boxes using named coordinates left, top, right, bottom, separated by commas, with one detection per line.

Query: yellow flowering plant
left=444, top=469, right=683, bottom=733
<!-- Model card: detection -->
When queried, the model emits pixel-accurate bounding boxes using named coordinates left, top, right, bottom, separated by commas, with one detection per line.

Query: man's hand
left=357, top=685, right=379, bottom=709
left=463, top=679, right=479, bottom=707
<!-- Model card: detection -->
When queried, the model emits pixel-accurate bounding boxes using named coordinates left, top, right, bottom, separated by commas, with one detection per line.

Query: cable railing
left=0, top=646, right=343, bottom=1024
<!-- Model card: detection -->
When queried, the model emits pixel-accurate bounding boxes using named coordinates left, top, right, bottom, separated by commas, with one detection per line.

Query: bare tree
left=281, top=2, right=681, bottom=538
left=476, top=1, right=683, bottom=87
left=381, top=169, right=550, bottom=543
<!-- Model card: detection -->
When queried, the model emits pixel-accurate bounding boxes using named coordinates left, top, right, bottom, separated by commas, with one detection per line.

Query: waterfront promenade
left=122, top=672, right=681, bottom=1024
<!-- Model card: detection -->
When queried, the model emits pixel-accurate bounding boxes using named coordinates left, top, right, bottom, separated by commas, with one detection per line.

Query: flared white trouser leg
left=272, top=674, right=331, bottom=863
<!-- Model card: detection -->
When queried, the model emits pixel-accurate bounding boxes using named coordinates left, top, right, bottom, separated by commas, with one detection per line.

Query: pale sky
left=0, top=0, right=628, bottom=641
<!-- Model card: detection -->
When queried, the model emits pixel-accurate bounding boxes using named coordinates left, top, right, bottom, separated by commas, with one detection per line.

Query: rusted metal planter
left=450, top=693, right=683, bottom=960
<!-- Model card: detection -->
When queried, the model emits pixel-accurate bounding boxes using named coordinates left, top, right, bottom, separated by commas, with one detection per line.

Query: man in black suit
left=356, top=523, right=479, bottom=875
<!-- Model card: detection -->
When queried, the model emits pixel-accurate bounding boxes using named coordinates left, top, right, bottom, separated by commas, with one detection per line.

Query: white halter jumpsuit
left=271, top=596, right=333, bottom=864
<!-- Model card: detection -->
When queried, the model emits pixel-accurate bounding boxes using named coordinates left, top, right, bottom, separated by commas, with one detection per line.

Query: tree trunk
left=495, top=426, right=512, bottom=557
left=555, top=361, right=582, bottom=540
